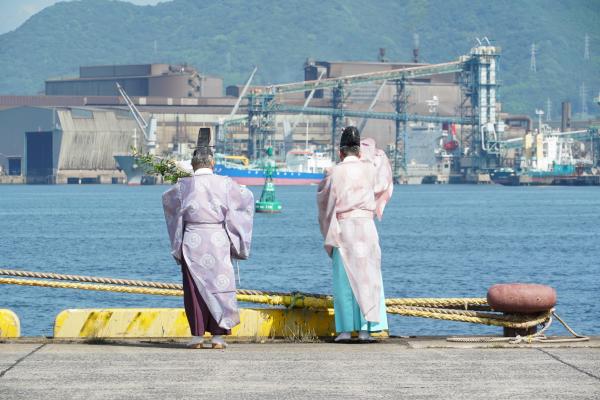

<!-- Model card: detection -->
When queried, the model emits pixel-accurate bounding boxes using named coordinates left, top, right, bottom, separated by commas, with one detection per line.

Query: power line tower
left=530, top=43, right=537, bottom=73
left=580, top=82, right=588, bottom=116
left=546, top=98, right=552, bottom=122
left=584, top=34, right=590, bottom=60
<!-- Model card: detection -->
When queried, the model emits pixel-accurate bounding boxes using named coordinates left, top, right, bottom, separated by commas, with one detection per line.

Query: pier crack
left=536, top=348, right=600, bottom=382
left=0, top=344, right=45, bottom=379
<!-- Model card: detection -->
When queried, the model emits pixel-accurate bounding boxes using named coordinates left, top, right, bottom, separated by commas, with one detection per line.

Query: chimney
left=561, top=101, right=572, bottom=132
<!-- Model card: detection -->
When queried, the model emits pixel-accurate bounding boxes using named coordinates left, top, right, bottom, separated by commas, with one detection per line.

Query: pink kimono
left=163, top=170, right=254, bottom=330
left=317, top=138, right=393, bottom=322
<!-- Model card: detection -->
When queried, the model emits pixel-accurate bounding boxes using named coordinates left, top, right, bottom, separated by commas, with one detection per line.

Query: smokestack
left=413, top=33, right=420, bottom=63
left=561, top=101, right=572, bottom=132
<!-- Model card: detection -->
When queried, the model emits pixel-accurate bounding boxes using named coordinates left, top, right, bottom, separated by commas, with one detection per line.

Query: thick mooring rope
left=0, top=269, right=583, bottom=334
left=0, top=269, right=184, bottom=290
left=0, top=277, right=183, bottom=297
left=0, top=269, right=489, bottom=310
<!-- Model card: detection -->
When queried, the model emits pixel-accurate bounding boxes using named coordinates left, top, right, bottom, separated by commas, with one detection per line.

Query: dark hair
left=340, top=126, right=361, bottom=156
left=191, top=149, right=213, bottom=169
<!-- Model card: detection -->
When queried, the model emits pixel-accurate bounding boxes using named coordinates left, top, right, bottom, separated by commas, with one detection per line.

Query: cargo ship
left=114, top=150, right=330, bottom=186
left=214, top=163, right=324, bottom=186
left=114, top=154, right=158, bottom=185
left=212, top=150, right=329, bottom=186
left=490, top=165, right=600, bottom=186
left=490, top=130, right=600, bottom=186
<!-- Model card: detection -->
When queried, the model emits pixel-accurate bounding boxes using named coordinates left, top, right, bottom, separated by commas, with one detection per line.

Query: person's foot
left=334, top=332, right=352, bottom=342
left=186, top=336, right=204, bottom=349
left=358, top=330, right=375, bottom=342
left=211, top=335, right=228, bottom=349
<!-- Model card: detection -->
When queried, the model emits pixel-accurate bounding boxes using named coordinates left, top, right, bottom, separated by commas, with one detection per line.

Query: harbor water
left=1, top=184, right=599, bottom=337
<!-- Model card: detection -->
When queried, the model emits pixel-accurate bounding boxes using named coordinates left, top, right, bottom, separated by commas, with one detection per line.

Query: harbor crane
left=217, top=66, right=257, bottom=154
left=245, top=69, right=328, bottom=159
left=281, top=69, right=327, bottom=154
left=246, top=42, right=504, bottom=177
left=116, top=83, right=157, bottom=154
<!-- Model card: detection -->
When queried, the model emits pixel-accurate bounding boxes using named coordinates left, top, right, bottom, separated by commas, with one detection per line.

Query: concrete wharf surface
left=1, top=337, right=599, bottom=400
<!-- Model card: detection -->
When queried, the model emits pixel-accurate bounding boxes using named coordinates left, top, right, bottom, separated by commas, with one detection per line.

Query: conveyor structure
left=243, top=41, right=506, bottom=176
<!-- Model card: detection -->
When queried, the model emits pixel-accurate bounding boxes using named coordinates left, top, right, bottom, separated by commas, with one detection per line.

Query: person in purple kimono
left=317, top=126, right=393, bottom=342
left=162, top=129, right=254, bottom=349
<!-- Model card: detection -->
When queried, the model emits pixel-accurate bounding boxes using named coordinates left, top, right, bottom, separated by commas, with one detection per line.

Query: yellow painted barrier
left=54, top=308, right=339, bottom=339
left=0, top=309, right=20, bottom=338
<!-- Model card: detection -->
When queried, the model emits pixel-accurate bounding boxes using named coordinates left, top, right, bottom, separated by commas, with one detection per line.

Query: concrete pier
left=1, top=338, right=599, bottom=399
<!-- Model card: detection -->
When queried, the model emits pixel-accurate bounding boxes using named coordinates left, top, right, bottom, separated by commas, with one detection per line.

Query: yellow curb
left=54, top=308, right=348, bottom=339
left=0, top=309, right=20, bottom=338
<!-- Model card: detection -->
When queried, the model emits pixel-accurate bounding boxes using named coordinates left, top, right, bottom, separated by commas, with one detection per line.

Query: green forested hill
left=0, top=0, right=598, bottom=116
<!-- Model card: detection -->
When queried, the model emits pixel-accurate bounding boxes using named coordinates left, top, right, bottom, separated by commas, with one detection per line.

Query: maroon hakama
left=181, top=264, right=230, bottom=336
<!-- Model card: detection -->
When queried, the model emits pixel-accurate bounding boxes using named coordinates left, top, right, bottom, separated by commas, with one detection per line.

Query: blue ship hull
left=214, top=164, right=324, bottom=185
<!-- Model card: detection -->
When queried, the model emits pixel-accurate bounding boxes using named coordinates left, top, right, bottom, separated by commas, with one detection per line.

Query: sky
left=0, top=0, right=167, bottom=34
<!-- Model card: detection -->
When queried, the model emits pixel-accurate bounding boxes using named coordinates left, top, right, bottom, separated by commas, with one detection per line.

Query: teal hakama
left=332, top=248, right=388, bottom=333
left=317, top=135, right=394, bottom=337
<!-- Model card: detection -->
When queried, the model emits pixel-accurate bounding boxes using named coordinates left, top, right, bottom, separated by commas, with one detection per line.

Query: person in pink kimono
left=162, top=129, right=254, bottom=349
left=317, top=126, right=393, bottom=342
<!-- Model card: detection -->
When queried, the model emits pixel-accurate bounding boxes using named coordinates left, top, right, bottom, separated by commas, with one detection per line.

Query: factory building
left=45, top=64, right=223, bottom=98
left=0, top=55, right=538, bottom=184
left=0, top=106, right=136, bottom=184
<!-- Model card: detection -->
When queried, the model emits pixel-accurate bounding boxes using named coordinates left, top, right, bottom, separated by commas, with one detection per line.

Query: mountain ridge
left=0, top=0, right=598, bottom=116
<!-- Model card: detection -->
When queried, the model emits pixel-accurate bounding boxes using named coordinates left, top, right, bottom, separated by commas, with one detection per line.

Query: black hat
left=194, top=127, right=213, bottom=157
left=340, top=126, right=361, bottom=148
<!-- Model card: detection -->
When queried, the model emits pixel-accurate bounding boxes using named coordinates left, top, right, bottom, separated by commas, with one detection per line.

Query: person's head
left=339, top=126, right=361, bottom=160
left=191, top=149, right=214, bottom=171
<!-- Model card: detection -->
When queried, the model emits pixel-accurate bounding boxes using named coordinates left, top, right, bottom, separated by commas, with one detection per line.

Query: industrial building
left=4, top=50, right=591, bottom=185
left=0, top=106, right=136, bottom=184
left=0, top=56, right=482, bottom=184
left=46, top=64, right=223, bottom=98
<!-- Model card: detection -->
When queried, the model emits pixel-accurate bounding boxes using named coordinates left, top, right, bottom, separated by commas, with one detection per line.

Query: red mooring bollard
left=487, top=283, right=557, bottom=337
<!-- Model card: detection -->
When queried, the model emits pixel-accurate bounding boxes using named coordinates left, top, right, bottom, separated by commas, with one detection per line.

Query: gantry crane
left=245, top=42, right=504, bottom=178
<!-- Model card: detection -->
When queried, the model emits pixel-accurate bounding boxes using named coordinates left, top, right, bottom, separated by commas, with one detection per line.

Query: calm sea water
left=0, top=184, right=598, bottom=337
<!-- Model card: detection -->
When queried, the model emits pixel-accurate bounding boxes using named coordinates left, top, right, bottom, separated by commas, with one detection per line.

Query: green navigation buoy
left=255, top=147, right=282, bottom=213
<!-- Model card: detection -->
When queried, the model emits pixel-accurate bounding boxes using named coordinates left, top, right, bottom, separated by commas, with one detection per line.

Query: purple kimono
left=162, top=169, right=254, bottom=331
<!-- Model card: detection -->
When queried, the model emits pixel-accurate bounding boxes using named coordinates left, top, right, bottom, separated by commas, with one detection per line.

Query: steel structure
left=501, top=129, right=600, bottom=150
left=246, top=42, right=504, bottom=176
left=116, top=83, right=157, bottom=153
